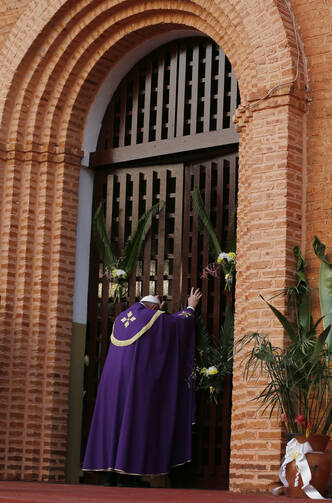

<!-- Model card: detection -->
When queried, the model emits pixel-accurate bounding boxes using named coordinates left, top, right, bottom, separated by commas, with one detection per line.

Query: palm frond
left=93, top=202, right=116, bottom=269
left=192, top=186, right=222, bottom=255
left=260, top=294, right=297, bottom=344
left=122, top=201, right=164, bottom=276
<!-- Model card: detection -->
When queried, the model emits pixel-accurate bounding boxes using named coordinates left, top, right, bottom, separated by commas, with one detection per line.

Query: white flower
left=206, top=366, right=219, bottom=376
left=217, top=252, right=236, bottom=264
left=227, top=252, right=236, bottom=263
left=217, top=252, right=229, bottom=264
left=112, top=268, right=127, bottom=278
left=117, top=269, right=126, bottom=277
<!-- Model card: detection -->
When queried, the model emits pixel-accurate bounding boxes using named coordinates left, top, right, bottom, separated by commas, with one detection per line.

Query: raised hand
left=187, top=287, right=202, bottom=309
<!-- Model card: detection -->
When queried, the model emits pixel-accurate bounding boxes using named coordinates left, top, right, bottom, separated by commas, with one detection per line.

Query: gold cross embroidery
left=178, top=310, right=192, bottom=318
left=121, top=311, right=136, bottom=328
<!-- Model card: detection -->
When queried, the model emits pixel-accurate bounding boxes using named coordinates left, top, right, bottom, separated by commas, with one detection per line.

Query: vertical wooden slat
left=106, top=174, right=114, bottom=236
left=155, top=55, right=165, bottom=141
left=176, top=44, right=187, bottom=137
left=216, top=48, right=225, bottom=131
left=128, top=171, right=140, bottom=305
left=203, top=43, right=213, bottom=133
left=190, top=44, right=199, bottom=136
left=143, top=61, right=152, bottom=143
left=86, top=170, right=106, bottom=431
left=143, top=171, right=153, bottom=295
left=227, top=155, right=237, bottom=249
left=195, top=393, right=205, bottom=475
left=201, top=163, right=211, bottom=320
left=229, top=68, right=238, bottom=124
left=190, top=163, right=201, bottom=297
left=117, top=171, right=127, bottom=254
left=170, top=164, right=184, bottom=311
left=130, top=72, right=139, bottom=145
left=180, top=163, right=192, bottom=308
left=220, top=375, right=232, bottom=486
left=213, top=161, right=224, bottom=341
left=168, top=45, right=178, bottom=139
left=208, top=405, right=217, bottom=476
left=99, top=175, right=114, bottom=370
left=156, top=169, right=167, bottom=297
left=118, top=80, right=127, bottom=147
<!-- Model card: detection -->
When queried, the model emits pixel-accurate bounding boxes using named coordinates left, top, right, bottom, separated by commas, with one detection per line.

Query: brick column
left=229, top=88, right=306, bottom=492
left=0, top=144, right=81, bottom=481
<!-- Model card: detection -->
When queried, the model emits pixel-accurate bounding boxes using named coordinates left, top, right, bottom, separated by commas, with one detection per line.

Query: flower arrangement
left=238, top=238, right=332, bottom=436
left=193, top=307, right=234, bottom=403
left=216, top=251, right=236, bottom=290
left=94, top=201, right=164, bottom=303
left=192, top=187, right=236, bottom=291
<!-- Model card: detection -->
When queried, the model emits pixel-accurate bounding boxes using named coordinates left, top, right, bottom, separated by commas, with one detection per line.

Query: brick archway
left=0, top=0, right=306, bottom=490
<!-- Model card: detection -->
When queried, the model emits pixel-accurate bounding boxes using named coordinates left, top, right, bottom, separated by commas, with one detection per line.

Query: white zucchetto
left=140, top=295, right=160, bottom=304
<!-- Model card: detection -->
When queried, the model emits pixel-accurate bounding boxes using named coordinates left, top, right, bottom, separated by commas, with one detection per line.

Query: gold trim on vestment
left=110, top=309, right=164, bottom=347
left=81, top=457, right=192, bottom=476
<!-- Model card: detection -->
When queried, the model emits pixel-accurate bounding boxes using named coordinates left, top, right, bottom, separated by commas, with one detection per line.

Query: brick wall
left=0, top=0, right=331, bottom=492
left=231, top=87, right=306, bottom=491
left=0, top=1, right=29, bottom=51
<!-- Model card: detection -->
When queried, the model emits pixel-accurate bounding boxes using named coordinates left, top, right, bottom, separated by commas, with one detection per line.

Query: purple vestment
left=82, top=302, right=195, bottom=475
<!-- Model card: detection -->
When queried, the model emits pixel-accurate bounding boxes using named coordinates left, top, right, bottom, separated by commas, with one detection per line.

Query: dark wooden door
left=83, top=151, right=237, bottom=488
left=176, top=154, right=237, bottom=489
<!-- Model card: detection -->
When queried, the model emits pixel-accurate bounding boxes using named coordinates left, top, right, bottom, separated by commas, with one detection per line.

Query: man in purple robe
left=83, top=287, right=202, bottom=482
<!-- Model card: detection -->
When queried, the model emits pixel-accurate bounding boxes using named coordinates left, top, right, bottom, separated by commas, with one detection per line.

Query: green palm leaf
left=313, top=236, right=332, bottom=350
left=260, top=295, right=297, bottom=343
left=192, top=186, right=222, bottom=255
left=93, top=203, right=116, bottom=269
left=310, top=325, right=331, bottom=365
left=122, top=201, right=164, bottom=276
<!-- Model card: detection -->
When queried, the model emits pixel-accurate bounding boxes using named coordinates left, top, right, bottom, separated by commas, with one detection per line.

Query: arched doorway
left=83, top=36, right=239, bottom=489
left=0, top=0, right=306, bottom=488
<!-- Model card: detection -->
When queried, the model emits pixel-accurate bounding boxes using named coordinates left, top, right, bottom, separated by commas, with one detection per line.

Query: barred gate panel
left=85, top=153, right=237, bottom=489
left=178, top=153, right=237, bottom=489
left=84, top=35, right=239, bottom=490
left=91, top=37, right=239, bottom=166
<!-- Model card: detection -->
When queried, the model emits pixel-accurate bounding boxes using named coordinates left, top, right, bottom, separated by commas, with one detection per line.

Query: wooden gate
left=82, top=35, right=239, bottom=489
left=83, top=152, right=237, bottom=488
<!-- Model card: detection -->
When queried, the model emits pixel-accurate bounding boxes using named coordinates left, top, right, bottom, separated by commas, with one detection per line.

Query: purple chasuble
left=82, top=302, right=196, bottom=475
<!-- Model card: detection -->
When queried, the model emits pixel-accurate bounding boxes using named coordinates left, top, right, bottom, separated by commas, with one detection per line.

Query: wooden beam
left=90, top=130, right=238, bottom=166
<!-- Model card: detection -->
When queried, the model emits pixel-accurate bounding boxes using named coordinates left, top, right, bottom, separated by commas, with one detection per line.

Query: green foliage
left=313, top=236, right=332, bottom=350
left=122, top=201, right=164, bottom=276
left=238, top=241, right=332, bottom=435
left=93, top=203, right=116, bottom=269
left=93, top=200, right=164, bottom=302
left=192, top=186, right=222, bottom=255
left=193, top=306, right=234, bottom=403
left=192, top=186, right=236, bottom=290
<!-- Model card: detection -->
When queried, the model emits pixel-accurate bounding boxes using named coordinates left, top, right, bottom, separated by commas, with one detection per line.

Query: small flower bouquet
left=94, top=201, right=164, bottom=303
left=193, top=308, right=234, bottom=403
left=104, top=266, right=128, bottom=303
left=216, top=251, right=236, bottom=290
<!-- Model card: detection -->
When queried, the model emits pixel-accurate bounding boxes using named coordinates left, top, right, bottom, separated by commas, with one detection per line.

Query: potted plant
left=238, top=238, right=332, bottom=499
